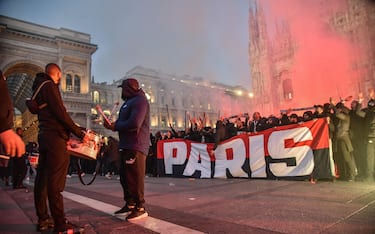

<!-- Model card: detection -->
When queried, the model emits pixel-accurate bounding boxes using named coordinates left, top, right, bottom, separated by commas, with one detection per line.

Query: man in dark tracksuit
left=104, top=78, right=150, bottom=221
left=331, top=102, right=356, bottom=181
left=32, top=63, right=87, bottom=233
left=349, top=100, right=366, bottom=180
left=356, top=99, right=375, bottom=183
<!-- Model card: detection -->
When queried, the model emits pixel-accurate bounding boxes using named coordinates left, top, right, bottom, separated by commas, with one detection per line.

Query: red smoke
left=261, top=0, right=361, bottom=111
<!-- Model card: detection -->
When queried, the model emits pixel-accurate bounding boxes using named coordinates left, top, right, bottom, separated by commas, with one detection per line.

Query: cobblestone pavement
left=1, top=175, right=375, bottom=233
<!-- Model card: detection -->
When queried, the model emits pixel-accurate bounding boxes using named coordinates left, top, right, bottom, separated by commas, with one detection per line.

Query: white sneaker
left=66, top=175, right=72, bottom=178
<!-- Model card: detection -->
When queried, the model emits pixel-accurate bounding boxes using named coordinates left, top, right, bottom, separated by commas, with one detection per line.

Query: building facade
left=0, top=15, right=97, bottom=143
left=91, top=66, right=253, bottom=135
left=249, top=0, right=375, bottom=115
left=249, top=1, right=293, bottom=115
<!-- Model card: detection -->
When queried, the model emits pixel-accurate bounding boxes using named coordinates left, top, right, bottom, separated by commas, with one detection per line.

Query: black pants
left=119, top=149, right=146, bottom=208
left=34, top=132, right=69, bottom=226
left=12, top=156, right=27, bottom=187
left=146, top=150, right=157, bottom=177
left=67, top=156, right=79, bottom=175
left=337, top=137, right=356, bottom=179
left=352, top=139, right=366, bottom=178
left=366, top=138, right=375, bottom=180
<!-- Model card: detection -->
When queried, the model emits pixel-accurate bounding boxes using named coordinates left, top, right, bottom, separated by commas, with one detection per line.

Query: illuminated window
left=66, top=74, right=72, bottom=92
left=93, top=91, right=100, bottom=103
left=150, top=95, right=155, bottom=103
left=74, top=75, right=81, bottom=93
left=161, top=116, right=167, bottom=127
left=151, top=114, right=158, bottom=127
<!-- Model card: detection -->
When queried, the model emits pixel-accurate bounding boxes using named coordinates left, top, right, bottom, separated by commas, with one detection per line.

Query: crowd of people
left=0, top=139, right=40, bottom=187
left=142, top=95, right=375, bottom=184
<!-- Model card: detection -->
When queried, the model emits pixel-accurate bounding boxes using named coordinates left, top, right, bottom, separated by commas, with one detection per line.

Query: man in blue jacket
left=104, top=78, right=150, bottom=220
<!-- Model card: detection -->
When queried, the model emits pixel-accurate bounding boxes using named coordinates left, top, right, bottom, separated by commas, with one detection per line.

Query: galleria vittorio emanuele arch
left=0, top=15, right=97, bottom=143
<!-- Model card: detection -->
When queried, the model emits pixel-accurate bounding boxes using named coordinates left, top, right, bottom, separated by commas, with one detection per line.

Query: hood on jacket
left=32, top=73, right=50, bottom=91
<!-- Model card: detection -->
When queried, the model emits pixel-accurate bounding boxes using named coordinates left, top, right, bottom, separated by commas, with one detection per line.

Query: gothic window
left=66, top=74, right=72, bottom=92
left=74, top=75, right=81, bottom=93
left=283, top=79, right=294, bottom=100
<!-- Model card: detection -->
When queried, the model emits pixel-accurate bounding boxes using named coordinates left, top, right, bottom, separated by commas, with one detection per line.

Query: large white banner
left=157, top=118, right=333, bottom=179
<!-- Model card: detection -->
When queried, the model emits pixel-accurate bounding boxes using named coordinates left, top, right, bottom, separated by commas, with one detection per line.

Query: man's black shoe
left=36, top=217, right=54, bottom=232
left=53, top=220, right=84, bottom=234
left=126, top=207, right=148, bottom=221
left=54, top=226, right=84, bottom=234
left=114, top=204, right=135, bottom=215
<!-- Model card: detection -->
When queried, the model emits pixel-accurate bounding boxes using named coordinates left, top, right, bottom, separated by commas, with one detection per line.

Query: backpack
left=25, top=80, right=51, bottom=114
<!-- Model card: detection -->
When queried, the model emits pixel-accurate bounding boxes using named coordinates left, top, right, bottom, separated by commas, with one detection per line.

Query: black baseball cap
left=117, top=78, right=139, bottom=91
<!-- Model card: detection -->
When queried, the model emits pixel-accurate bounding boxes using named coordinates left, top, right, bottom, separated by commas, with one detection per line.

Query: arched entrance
left=4, top=62, right=44, bottom=143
